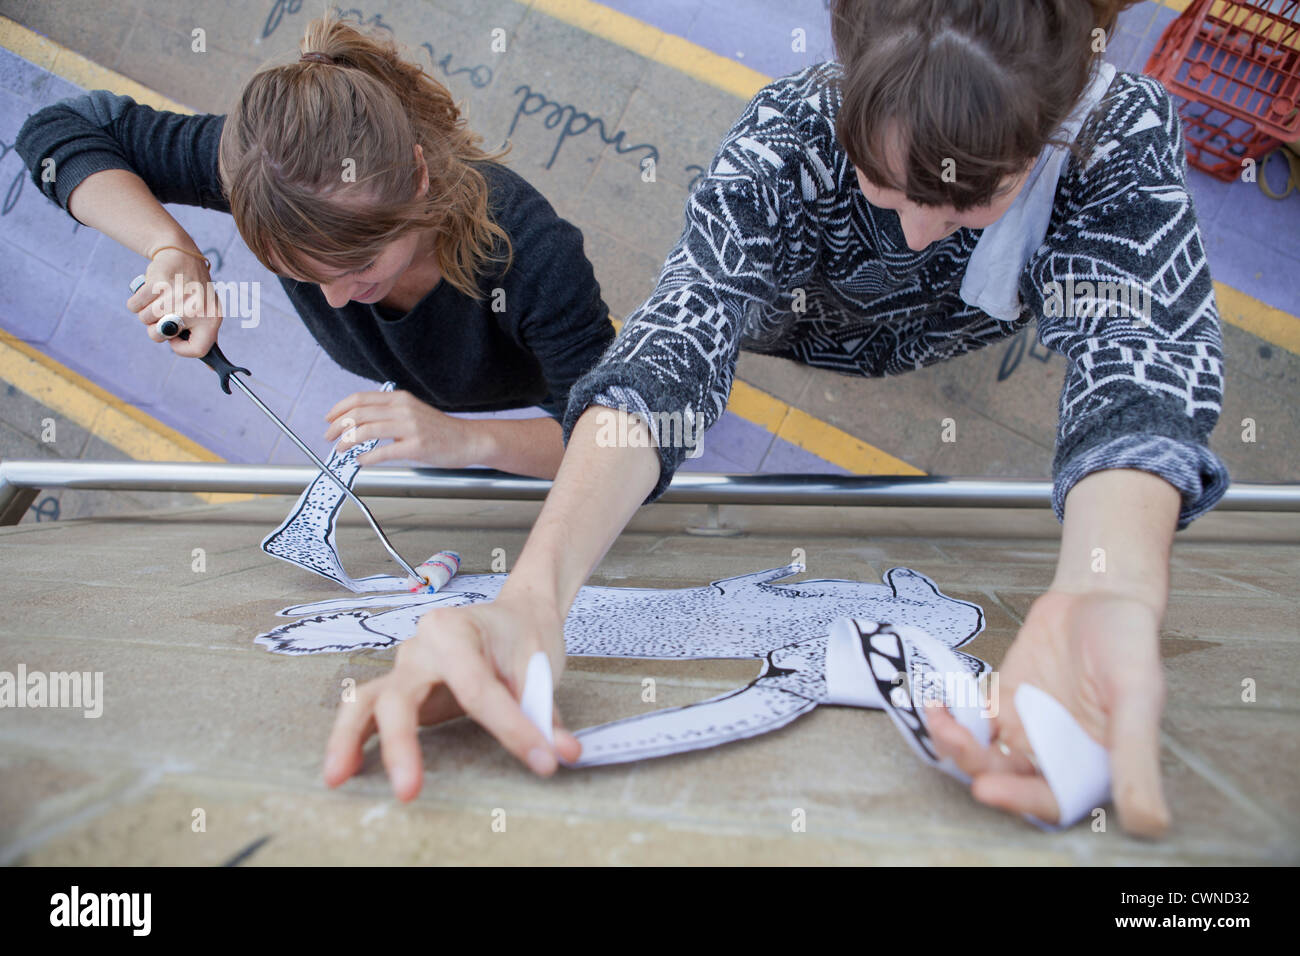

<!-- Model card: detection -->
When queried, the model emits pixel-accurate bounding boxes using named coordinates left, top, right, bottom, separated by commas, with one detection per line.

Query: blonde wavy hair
left=217, top=11, right=511, bottom=300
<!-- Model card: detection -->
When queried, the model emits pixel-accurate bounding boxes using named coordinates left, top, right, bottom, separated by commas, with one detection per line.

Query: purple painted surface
left=691, top=411, right=774, bottom=470
left=760, top=438, right=852, bottom=475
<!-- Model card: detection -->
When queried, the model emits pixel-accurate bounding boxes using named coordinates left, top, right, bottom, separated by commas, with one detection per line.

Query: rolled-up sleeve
left=1023, top=76, right=1229, bottom=528
left=14, top=90, right=228, bottom=220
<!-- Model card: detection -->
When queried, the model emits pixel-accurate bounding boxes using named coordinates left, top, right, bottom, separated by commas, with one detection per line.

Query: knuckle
left=452, top=676, right=486, bottom=714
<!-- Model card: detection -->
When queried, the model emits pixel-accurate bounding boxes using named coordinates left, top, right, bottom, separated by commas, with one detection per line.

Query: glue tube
left=409, top=550, right=460, bottom=593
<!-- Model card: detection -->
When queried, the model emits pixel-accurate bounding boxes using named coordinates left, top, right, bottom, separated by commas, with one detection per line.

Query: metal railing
left=1, top=459, right=1297, bottom=525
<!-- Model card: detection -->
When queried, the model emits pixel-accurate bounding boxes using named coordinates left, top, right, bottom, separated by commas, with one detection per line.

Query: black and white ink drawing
left=254, top=563, right=991, bottom=767
left=260, top=382, right=417, bottom=593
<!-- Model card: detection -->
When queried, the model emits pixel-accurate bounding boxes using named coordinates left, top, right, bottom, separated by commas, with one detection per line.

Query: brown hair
left=831, top=0, right=1142, bottom=211
left=217, top=9, right=511, bottom=300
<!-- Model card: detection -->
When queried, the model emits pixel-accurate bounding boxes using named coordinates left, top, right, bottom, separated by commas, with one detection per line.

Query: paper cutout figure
left=256, top=562, right=983, bottom=654
left=261, top=382, right=420, bottom=592
left=259, top=440, right=1111, bottom=825
left=255, top=564, right=990, bottom=765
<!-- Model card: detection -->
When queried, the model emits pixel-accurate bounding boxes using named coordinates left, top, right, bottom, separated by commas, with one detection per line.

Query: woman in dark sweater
left=325, top=0, right=1229, bottom=837
left=15, top=13, right=614, bottom=478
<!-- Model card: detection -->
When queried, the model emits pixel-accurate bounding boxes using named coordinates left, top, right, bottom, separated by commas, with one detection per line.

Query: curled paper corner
left=519, top=651, right=554, bottom=747
left=1015, top=683, right=1112, bottom=831
left=865, top=618, right=1114, bottom=831
left=877, top=620, right=991, bottom=782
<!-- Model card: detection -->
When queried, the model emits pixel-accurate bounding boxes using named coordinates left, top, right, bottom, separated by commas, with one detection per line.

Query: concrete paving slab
left=2, top=496, right=1296, bottom=863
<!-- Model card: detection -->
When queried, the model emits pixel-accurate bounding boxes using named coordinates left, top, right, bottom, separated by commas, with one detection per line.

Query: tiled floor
left=0, top=36, right=823, bottom=473
left=0, top=0, right=1296, bottom=509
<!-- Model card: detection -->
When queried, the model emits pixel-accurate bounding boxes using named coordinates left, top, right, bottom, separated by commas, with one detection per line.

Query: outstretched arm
left=16, top=92, right=229, bottom=357
left=323, top=83, right=806, bottom=795
left=323, top=406, right=659, bottom=798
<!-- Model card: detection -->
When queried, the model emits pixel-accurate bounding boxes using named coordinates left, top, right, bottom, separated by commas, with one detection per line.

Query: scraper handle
left=199, top=343, right=251, bottom=395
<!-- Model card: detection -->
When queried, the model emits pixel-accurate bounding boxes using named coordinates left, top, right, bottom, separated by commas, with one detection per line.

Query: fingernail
left=527, top=747, right=556, bottom=775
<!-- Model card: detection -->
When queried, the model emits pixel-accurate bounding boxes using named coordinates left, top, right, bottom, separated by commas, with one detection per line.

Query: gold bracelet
left=147, top=244, right=212, bottom=270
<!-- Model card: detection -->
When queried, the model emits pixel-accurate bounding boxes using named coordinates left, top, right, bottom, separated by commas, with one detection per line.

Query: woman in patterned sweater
left=326, top=0, right=1227, bottom=835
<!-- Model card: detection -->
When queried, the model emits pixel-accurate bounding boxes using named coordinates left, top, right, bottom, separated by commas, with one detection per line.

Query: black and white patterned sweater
left=560, top=63, right=1229, bottom=528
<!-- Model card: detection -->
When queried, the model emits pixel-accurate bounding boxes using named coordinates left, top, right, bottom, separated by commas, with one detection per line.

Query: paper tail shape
left=847, top=618, right=1112, bottom=830
left=567, top=681, right=819, bottom=767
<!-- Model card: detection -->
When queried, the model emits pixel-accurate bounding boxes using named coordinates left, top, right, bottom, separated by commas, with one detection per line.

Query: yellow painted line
left=609, top=318, right=922, bottom=473
left=0, top=16, right=192, bottom=114
left=727, top=380, right=923, bottom=475
left=1216, top=282, right=1300, bottom=354
left=528, top=0, right=768, bottom=101
left=778, top=406, right=924, bottom=476
left=0, top=330, right=250, bottom=503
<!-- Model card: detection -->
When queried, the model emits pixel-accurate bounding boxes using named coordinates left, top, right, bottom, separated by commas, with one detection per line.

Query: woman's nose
left=321, top=280, right=352, bottom=308
left=898, top=210, right=946, bottom=251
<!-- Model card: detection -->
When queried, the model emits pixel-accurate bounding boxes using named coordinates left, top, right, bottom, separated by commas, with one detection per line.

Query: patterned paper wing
left=261, top=383, right=414, bottom=592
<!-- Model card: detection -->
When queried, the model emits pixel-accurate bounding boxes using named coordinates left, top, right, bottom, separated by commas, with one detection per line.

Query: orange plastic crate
left=1175, top=97, right=1280, bottom=180
left=1146, top=0, right=1300, bottom=139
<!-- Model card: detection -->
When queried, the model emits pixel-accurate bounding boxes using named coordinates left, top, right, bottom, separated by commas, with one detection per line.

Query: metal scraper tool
left=130, top=274, right=423, bottom=584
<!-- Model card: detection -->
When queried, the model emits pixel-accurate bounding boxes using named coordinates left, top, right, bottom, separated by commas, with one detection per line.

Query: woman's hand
left=323, top=406, right=660, bottom=800
left=928, top=586, right=1170, bottom=837
left=125, top=245, right=222, bottom=358
left=323, top=593, right=581, bottom=801
left=324, top=389, right=484, bottom=467
left=929, top=468, right=1180, bottom=837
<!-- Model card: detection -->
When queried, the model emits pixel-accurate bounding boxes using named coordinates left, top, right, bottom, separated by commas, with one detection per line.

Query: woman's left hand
left=324, top=389, right=483, bottom=467
left=926, top=588, right=1171, bottom=836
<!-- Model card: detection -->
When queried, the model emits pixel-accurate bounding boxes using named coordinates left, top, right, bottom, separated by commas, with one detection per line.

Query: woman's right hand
left=323, top=591, right=581, bottom=801
left=126, top=245, right=223, bottom=358
left=322, top=407, right=659, bottom=800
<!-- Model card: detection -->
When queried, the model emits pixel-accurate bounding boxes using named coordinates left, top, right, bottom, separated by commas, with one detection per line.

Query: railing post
left=0, top=477, right=38, bottom=526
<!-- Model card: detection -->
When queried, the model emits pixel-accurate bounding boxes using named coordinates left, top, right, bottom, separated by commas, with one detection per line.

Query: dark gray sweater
left=15, top=91, right=615, bottom=420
